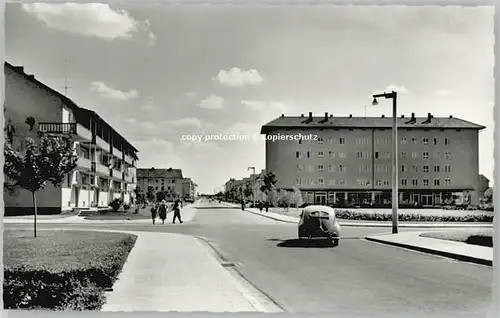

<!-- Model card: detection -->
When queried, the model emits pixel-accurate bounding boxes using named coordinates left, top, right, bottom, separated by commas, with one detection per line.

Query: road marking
left=194, top=236, right=284, bottom=313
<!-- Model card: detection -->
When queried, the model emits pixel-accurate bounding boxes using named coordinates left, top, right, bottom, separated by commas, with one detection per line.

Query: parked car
left=298, top=205, right=341, bottom=246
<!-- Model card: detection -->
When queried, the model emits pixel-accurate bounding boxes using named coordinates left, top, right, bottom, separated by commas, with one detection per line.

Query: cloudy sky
left=5, top=4, right=494, bottom=193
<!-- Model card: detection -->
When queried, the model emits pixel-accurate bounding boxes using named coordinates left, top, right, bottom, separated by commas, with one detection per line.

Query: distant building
left=136, top=167, right=185, bottom=200
left=225, top=169, right=266, bottom=202
left=181, top=178, right=198, bottom=200
left=260, top=112, right=485, bottom=207
left=4, top=62, right=139, bottom=215
left=478, top=174, right=490, bottom=199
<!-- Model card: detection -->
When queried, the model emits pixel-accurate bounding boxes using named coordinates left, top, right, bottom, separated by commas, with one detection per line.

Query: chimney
left=427, top=113, right=432, bottom=120
left=381, top=115, right=385, bottom=118
left=401, top=114, right=405, bottom=118
left=411, top=113, right=415, bottom=119
left=324, top=112, right=328, bottom=120
left=308, top=112, right=313, bottom=121
left=28, top=74, right=35, bottom=79
left=14, top=66, right=24, bottom=73
left=281, top=114, right=284, bottom=118
left=349, top=114, right=352, bottom=118
left=330, top=114, right=333, bottom=118
left=301, top=114, right=304, bottom=118
left=449, top=115, right=453, bottom=118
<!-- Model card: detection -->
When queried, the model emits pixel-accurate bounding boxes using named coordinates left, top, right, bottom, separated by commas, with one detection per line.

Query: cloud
left=124, top=118, right=137, bottom=124
left=90, top=81, right=138, bottom=101
left=142, top=97, right=155, bottom=110
left=213, top=67, right=263, bottom=87
left=436, top=89, right=451, bottom=96
left=185, top=92, right=196, bottom=98
left=22, top=3, right=157, bottom=45
left=198, top=94, right=224, bottom=110
left=140, top=122, right=157, bottom=130
left=241, top=100, right=291, bottom=113
left=384, top=84, right=409, bottom=94
left=164, top=117, right=204, bottom=129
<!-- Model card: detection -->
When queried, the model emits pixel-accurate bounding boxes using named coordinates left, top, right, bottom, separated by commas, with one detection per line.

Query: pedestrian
left=159, top=200, right=167, bottom=224
left=150, top=202, right=158, bottom=225
left=172, top=197, right=183, bottom=224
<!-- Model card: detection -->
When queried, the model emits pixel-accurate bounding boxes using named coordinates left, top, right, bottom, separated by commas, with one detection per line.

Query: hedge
left=3, top=230, right=137, bottom=310
left=334, top=210, right=493, bottom=223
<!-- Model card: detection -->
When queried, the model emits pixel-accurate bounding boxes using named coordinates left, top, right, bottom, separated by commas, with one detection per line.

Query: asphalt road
left=6, top=199, right=492, bottom=316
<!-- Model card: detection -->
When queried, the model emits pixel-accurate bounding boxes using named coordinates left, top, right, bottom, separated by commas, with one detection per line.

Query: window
left=444, top=138, right=450, bottom=145
left=376, top=180, right=382, bottom=186
left=328, top=151, right=335, bottom=158
left=375, top=152, right=380, bottom=159
left=383, top=152, right=390, bottom=159
left=412, top=152, right=418, bottom=159
left=423, top=165, right=429, bottom=173
left=412, top=178, right=418, bottom=186
left=339, top=152, right=347, bottom=159
left=339, top=180, right=346, bottom=186
left=156, top=186, right=159, bottom=190
left=357, top=151, right=363, bottom=159
left=318, top=178, right=324, bottom=185
left=444, top=152, right=451, bottom=159
left=422, top=137, right=429, bottom=145
left=296, top=164, right=303, bottom=171
left=376, top=138, right=380, bottom=145
left=401, top=165, right=406, bottom=172
left=329, top=137, right=334, bottom=144
left=318, top=137, right=324, bottom=144
left=433, top=138, right=437, bottom=145
left=401, top=179, right=407, bottom=186
left=401, top=137, right=408, bottom=144
left=434, top=165, right=440, bottom=173
left=307, top=165, right=314, bottom=172
left=433, top=151, right=439, bottom=159
left=318, top=165, right=324, bottom=172
left=328, top=164, right=335, bottom=172
left=339, top=137, right=346, bottom=145
left=412, top=137, right=418, bottom=144
left=296, top=151, right=302, bottom=158
left=296, top=178, right=302, bottom=185
left=308, top=179, right=314, bottom=185
left=401, top=152, right=408, bottom=159
left=307, top=151, right=311, bottom=158
left=383, top=180, right=390, bottom=186
left=156, top=179, right=159, bottom=183
left=444, top=165, right=451, bottom=173
left=412, top=165, right=418, bottom=172
left=339, top=165, right=346, bottom=172
left=328, top=179, right=336, bottom=186
left=317, top=151, right=324, bottom=158
left=445, top=179, right=451, bottom=186
left=423, top=152, right=429, bottom=159
left=423, top=179, right=429, bottom=186
left=357, top=179, right=365, bottom=186
left=434, top=179, right=440, bottom=186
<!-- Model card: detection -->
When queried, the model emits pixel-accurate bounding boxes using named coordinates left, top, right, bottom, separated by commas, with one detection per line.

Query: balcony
left=38, top=122, right=91, bottom=141
left=77, top=156, right=91, bottom=171
left=123, top=172, right=134, bottom=183
left=95, top=135, right=109, bottom=152
left=124, top=154, right=134, bottom=165
left=93, top=161, right=110, bottom=176
left=111, top=167, right=123, bottom=181
left=113, top=148, right=123, bottom=159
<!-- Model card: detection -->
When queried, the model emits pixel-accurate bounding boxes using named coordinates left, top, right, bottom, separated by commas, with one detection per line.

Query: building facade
left=181, top=178, right=198, bottom=200
left=136, top=168, right=188, bottom=200
left=4, top=62, right=138, bottom=215
left=261, top=112, right=485, bottom=207
left=224, top=169, right=266, bottom=202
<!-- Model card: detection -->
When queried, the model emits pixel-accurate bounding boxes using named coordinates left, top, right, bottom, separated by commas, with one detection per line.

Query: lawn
left=85, top=208, right=151, bottom=220
left=4, top=230, right=137, bottom=310
left=419, top=229, right=493, bottom=247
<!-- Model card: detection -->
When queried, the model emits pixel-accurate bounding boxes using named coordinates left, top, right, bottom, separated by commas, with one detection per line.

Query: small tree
left=4, top=136, right=78, bottom=237
left=243, top=182, right=253, bottom=201
left=134, top=186, right=144, bottom=204
left=267, top=188, right=279, bottom=207
left=290, top=186, right=304, bottom=210
left=260, top=172, right=278, bottom=210
left=146, top=186, right=156, bottom=203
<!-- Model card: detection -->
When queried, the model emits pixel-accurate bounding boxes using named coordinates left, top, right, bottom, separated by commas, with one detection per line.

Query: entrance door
left=94, top=189, right=100, bottom=207
left=315, top=192, right=327, bottom=205
left=422, top=194, right=433, bottom=206
left=75, top=187, right=80, bottom=207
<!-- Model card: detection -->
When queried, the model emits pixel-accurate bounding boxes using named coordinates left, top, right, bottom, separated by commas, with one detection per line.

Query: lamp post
left=248, top=167, right=256, bottom=208
left=372, top=90, right=398, bottom=234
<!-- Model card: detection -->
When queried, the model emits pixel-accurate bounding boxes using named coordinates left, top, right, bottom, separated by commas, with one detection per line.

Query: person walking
left=172, top=197, right=183, bottom=224
left=159, top=200, right=168, bottom=224
left=150, top=202, right=158, bottom=225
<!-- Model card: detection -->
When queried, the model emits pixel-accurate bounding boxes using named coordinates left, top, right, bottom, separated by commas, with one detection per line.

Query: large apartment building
left=136, top=168, right=197, bottom=200
left=261, top=112, right=485, bottom=207
left=4, top=62, right=138, bottom=215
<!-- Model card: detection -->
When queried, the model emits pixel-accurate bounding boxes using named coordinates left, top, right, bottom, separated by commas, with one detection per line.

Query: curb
left=365, top=237, right=492, bottom=267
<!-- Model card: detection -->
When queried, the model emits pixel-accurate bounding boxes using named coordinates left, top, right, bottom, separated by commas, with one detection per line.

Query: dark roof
left=136, top=168, right=183, bottom=179
left=261, top=114, right=486, bottom=134
left=5, top=62, right=139, bottom=156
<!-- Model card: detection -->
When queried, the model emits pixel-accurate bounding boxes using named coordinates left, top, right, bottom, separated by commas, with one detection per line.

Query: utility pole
left=248, top=167, right=256, bottom=208
left=61, top=59, right=72, bottom=96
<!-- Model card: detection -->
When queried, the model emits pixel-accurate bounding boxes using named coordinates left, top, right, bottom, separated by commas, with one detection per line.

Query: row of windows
left=147, top=179, right=177, bottom=184
left=296, top=150, right=453, bottom=160
left=299, top=136, right=452, bottom=146
left=297, top=164, right=453, bottom=173
left=296, top=178, right=452, bottom=186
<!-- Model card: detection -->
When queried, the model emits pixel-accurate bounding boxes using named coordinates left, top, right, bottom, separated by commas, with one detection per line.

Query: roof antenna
left=61, top=59, right=72, bottom=96
left=364, top=104, right=367, bottom=118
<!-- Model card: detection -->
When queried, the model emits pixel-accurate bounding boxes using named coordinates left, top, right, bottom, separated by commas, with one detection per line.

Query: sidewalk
left=365, top=231, right=493, bottom=266
left=3, top=204, right=198, bottom=225
left=223, top=202, right=493, bottom=228
left=88, top=229, right=281, bottom=312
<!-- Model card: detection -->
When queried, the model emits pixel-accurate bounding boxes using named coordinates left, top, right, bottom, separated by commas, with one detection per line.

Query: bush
left=109, top=199, right=122, bottom=212
left=3, top=230, right=137, bottom=310
left=334, top=209, right=493, bottom=222
left=123, top=204, right=130, bottom=211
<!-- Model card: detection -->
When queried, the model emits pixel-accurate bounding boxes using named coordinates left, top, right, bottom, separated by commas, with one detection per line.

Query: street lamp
left=248, top=167, right=256, bottom=208
left=372, top=90, right=399, bottom=234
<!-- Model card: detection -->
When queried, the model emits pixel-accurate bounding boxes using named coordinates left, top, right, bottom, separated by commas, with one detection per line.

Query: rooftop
left=137, top=168, right=183, bottom=179
left=261, top=112, right=485, bottom=134
left=5, top=62, right=139, bottom=156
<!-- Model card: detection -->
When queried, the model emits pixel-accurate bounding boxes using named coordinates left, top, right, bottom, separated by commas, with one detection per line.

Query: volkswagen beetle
left=298, top=205, right=341, bottom=246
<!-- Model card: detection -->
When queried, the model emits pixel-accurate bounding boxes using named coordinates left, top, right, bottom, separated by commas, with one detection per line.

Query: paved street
left=6, top=199, right=492, bottom=316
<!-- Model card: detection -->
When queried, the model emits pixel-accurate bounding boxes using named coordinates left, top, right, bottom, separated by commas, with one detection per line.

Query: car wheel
left=333, top=239, right=339, bottom=246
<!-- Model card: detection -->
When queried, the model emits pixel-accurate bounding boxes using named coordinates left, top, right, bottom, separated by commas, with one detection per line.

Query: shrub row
left=334, top=210, right=494, bottom=223
left=3, top=235, right=137, bottom=310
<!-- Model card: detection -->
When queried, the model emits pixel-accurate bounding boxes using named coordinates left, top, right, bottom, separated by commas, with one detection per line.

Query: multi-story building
left=136, top=167, right=186, bottom=200
left=181, top=178, right=198, bottom=200
left=260, top=112, right=486, bottom=207
left=4, top=62, right=138, bottom=215
left=224, top=169, right=266, bottom=202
